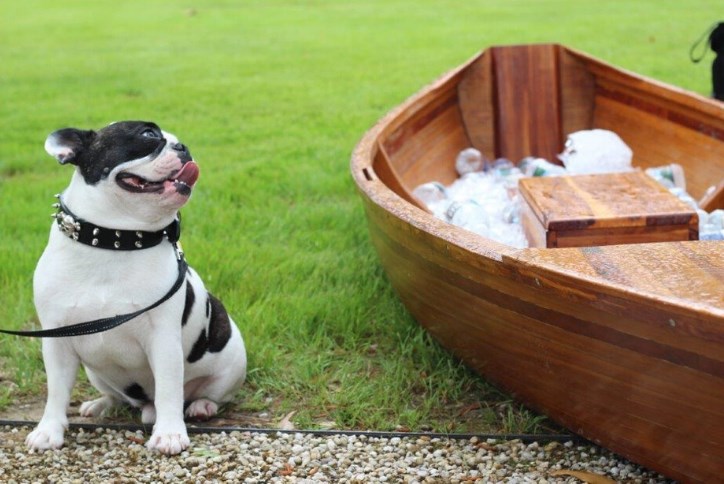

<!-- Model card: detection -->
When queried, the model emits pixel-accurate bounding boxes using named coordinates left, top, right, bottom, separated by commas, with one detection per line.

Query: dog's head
left=45, top=121, right=200, bottom=224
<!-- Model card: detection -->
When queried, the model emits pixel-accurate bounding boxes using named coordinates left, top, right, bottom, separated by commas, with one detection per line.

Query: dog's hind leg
left=184, top=333, right=247, bottom=421
left=185, top=398, right=218, bottom=421
left=79, top=368, right=121, bottom=418
left=79, top=395, right=118, bottom=418
left=141, top=403, right=156, bottom=424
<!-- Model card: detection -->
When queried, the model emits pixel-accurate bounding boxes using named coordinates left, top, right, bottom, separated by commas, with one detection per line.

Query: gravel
left=0, top=425, right=674, bottom=483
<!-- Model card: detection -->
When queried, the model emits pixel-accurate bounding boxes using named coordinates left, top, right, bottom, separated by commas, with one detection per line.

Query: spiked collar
left=52, top=194, right=181, bottom=250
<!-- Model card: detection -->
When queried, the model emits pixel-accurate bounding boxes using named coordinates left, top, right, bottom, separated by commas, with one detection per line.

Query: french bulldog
left=27, top=121, right=247, bottom=455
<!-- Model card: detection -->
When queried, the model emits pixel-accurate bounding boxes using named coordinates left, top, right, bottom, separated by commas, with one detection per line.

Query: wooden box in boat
left=350, top=44, right=723, bottom=483
left=518, top=171, right=699, bottom=248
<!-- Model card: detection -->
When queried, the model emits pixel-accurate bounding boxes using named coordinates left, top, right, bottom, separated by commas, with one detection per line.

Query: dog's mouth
left=117, top=162, right=200, bottom=196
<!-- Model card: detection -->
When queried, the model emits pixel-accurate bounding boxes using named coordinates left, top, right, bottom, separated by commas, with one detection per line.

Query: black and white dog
left=27, top=121, right=247, bottom=455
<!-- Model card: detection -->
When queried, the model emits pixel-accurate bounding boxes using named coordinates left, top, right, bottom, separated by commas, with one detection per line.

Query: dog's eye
left=141, top=129, right=161, bottom=139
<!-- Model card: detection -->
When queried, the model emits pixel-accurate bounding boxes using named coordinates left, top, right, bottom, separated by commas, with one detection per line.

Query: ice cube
left=708, top=209, right=723, bottom=228
left=558, top=129, right=633, bottom=174
left=700, top=229, right=724, bottom=241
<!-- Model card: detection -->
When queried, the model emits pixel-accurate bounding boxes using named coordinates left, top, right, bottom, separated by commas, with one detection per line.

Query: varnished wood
left=493, top=44, right=562, bottom=163
left=519, top=172, right=699, bottom=248
left=559, top=50, right=596, bottom=138
left=351, top=43, right=724, bottom=483
left=458, top=53, right=496, bottom=160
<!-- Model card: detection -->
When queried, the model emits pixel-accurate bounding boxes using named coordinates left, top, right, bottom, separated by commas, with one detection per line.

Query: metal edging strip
left=0, top=419, right=586, bottom=444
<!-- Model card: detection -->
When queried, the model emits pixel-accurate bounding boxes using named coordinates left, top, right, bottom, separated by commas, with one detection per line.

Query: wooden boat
left=350, top=44, right=724, bottom=483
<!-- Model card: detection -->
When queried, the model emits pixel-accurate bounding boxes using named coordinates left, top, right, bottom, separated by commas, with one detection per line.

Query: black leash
left=0, top=256, right=187, bottom=338
left=689, top=21, right=720, bottom=63
left=0, top=197, right=188, bottom=338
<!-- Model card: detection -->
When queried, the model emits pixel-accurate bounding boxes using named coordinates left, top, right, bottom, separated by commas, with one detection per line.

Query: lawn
left=0, top=0, right=718, bottom=433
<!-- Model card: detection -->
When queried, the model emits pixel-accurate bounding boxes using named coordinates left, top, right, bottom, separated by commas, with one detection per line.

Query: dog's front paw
left=185, top=398, right=218, bottom=421
left=26, top=421, right=65, bottom=451
left=146, top=428, right=190, bottom=455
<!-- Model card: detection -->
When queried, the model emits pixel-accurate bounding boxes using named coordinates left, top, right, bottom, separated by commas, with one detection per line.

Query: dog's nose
left=172, top=142, right=188, bottom=153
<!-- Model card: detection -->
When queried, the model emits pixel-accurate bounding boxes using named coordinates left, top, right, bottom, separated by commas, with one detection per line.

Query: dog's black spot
left=207, top=293, right=232, bottom=353
left=124, top=383, right=150, bottom=403
left=181, top=280, right=195, bottom=327
left=187, top=329, right=208, bottom=363
left=50, top=121, right=173, bottom=185
left=186, top=293, right=232, bottom=363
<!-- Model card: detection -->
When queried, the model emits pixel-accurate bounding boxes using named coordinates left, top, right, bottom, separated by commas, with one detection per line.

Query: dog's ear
left=44, top=128, right=97, bottom=165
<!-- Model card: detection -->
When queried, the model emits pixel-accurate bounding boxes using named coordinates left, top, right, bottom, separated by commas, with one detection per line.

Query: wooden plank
left=518, top=172, right=698, bottom=247
left=371, top=143, right=427, bottom=211
left=520, top=172, right=696, bottom=230
left=553, top=225, right=694, bottom=247
left=457, top=51, right=496, bottom=160
left=511, top=242, right=724, bottom=317
left=493, top=44, right=562, bottom=162
left=559, top=49, right=596, bottom=137
left=593, top=94, right=724, bottom=201
left=381, top=88, right=466, bottom=189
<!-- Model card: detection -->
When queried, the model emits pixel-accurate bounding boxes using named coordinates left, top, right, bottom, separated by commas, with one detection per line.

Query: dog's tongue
left=176, top=161, right=200, bottom=186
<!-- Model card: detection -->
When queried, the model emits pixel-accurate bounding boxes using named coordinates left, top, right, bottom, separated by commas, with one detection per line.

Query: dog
left=26, top=121, right=247, bottom=455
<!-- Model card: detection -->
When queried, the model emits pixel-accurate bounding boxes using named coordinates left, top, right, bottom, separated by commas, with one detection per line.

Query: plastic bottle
left=412, top=182, right=447, bottom=205
left=645, top=164, right=686, bottom=190
left=518, top=157, right=567, bottom=177
left=455, top=148, right=486, bottom=176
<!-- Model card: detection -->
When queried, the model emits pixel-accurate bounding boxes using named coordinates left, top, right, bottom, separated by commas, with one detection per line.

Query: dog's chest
left=71, top=329, right=150, bottom=375
left=34, top=230, right=188, bottom=364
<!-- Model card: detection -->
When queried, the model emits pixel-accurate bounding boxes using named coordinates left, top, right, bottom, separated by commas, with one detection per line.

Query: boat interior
left=369, top=44, right=724, bottom=215
left=357, top=43, right=723, bottom=312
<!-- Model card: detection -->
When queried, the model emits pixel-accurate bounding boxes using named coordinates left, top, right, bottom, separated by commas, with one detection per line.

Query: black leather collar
left=0, top=194, right=188, bottom=339
left=53, top=195, right=180, bottom=250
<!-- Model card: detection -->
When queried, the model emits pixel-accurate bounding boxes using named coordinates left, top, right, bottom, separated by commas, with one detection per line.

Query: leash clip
left=173, top=241, right=185, bottom=261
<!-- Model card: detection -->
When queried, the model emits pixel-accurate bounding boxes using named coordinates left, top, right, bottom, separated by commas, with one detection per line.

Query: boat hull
left=351, top=44, right=724, bottom=483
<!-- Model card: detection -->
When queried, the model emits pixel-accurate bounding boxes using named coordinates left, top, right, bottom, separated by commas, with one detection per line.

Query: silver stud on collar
left=114, top=241, right=121, bottom=249
left=136, top=231, right=143, bottom=239
left=93, top=228, right=100, bottom=236
left=135, top=241, right=143, bottom=248
left=92, top=238, right=99, bottom=246
left=57, top=213, right=81, bottom=240
left=115, top=230, right=121, bottom=238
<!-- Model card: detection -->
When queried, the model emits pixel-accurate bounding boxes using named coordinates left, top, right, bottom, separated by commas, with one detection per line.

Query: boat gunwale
left=350, top=43, right=724, bottom=324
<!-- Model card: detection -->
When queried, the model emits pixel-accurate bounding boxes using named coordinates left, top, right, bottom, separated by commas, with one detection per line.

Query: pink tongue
left=176, top=161, right=200, bottom=186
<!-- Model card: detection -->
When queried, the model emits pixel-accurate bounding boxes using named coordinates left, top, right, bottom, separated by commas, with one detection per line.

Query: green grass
left=0, top=0, right=718, bottom=434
